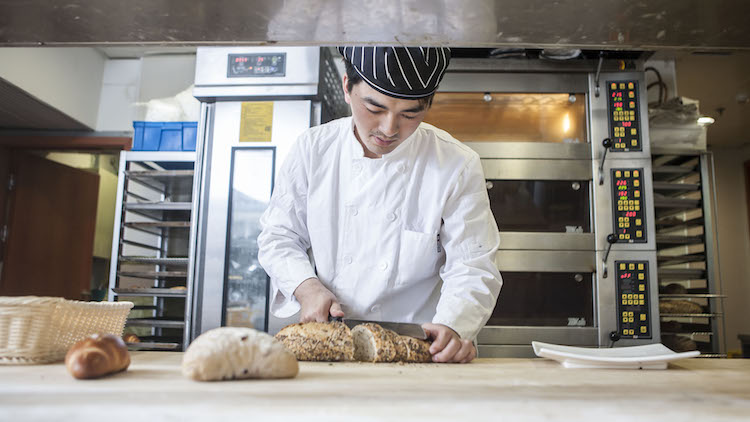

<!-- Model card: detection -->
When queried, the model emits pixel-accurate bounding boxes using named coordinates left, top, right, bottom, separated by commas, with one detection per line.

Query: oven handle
left=597, top=138, right=613, bottom=185
left=601, top=233, right=618, bottom=278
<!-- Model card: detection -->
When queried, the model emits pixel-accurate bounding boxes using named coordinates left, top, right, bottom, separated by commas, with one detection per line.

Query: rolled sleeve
left=433, top=154, right=502, bottom=340
left=257, top=136, right=317, bottom=318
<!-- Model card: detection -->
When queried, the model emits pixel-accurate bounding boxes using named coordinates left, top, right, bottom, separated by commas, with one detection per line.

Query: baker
left=258, top=46, right=502, bottom=363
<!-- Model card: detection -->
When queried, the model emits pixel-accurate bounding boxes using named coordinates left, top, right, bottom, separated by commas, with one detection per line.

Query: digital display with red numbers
left=607, top=80, right=642, bottom=152
left=227, top=53, right=286, bottom=78
left=611, top=168, right=647, bottom=243
left=616, top=261, right=651, bottom=339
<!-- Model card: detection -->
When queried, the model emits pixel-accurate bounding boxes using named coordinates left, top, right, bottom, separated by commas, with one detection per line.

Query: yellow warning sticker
left=239, top=102, right=274, bottom=142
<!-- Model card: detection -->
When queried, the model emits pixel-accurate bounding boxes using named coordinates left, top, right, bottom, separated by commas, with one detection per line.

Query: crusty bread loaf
left=65, top=334, right=130, bottom=380
left=401, top=335, right=432, bottom=363
left=352, top=323, right=399, bottom=362
left=659, top=300, right=703, bottom=314
left=275, top=321, right=355, bottom=361
left=351, top=323, right=432, bottom=363
left=662, top=334, right=698, bottom=352
left=182, top=327, right=298, bottom=381
left=122, top=333, right=140, bottom=343
left=662, top=283, right=688, bottom=294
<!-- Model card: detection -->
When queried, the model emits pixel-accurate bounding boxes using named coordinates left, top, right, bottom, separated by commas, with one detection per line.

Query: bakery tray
left=659, top=313, right=723, bottom=318
left=126, top=317, right=185, bottom=328
left=112, top=287, right=187, bottom=298
left=117, top=270, right=188, bottom=279
left=119, top=257, right=189, bottom=265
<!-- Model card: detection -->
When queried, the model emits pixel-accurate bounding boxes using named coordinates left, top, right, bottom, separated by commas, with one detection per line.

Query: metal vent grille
left=319, top=48, right=350, bottom=124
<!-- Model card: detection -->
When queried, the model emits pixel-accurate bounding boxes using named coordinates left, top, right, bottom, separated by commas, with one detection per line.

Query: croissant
left=65, top=334, right=131, bottom=379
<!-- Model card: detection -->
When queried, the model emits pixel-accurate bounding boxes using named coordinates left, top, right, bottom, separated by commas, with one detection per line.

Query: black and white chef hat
left=338, top=46, right=451, bottom=99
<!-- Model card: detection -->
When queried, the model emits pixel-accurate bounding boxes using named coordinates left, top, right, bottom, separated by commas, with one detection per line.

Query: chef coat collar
left=347, top=117, right=415, bottom=161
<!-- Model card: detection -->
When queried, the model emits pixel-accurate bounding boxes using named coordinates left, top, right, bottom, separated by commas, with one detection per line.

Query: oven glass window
left=487, top=180, right=590, bottom=232
left=424, top=93, right=587, bottom=143
left=223, top=147, right=276, bottom=332
left=488, top=272, right=594, bottom=326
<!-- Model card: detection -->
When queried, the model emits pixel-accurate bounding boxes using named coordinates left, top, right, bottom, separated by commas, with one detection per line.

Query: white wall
left=710, top=145, right=750, bottom=354
left=0, top=47, right=106, bottom=129
left=95, top=54, right=196, bottom=132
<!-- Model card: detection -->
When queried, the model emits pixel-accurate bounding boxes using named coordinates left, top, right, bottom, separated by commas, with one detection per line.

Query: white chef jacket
left=257, top=117, right=502, bottom=340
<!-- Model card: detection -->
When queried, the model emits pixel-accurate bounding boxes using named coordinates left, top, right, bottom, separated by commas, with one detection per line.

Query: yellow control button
left=640, top=314, right=646, bottom=321
left=622, top=294, right=627, bottom=299
left=629, top=91, right=635, bottom=98
left=628, top=206, right=634, bottom=211
left=629, top=101, right=635, bottom=108
left=636, top=219, right=642, bottom=226
left=615, top=171, right=622, bottom=177
left=639, top=294, right=644, bottom=299
left=632, top=139, right=638, bottom=146
left=622, top=300, right=627, bottom=305
left=628, top=82, right=634, bottom=89
left=618, top=205, right=623, bottom=211
left=634, top=180, right=640, bottom=187
left=627, top=300, right=633, bottom=305
left=639, top=274, right=645, bottom=281
left=620, top=83, right=626, bottom=89
left=635, top=191, right=640, bottom=198
left=623, top=316, right=628, bottom=322
left=625, top=234, right=631, bottom=239
left=634, top=170, right=639, bottom=177
left=620, top=263, right=626, bottom=270
left=639, top=283, right=645, bottom=290
left=619, top=217, right=624, bottom=222
left=625, top=171, right=631, bottom=177
left=629, top=329, right=635, bottom=335
left=636, top=230, right=642, bottom=237
left=639, top=300, right=645, bottom=305
left=623, top=311, right=628, bottom=316
left=611, top=83, right=617, bottom=89
left=629, top=317, right=634, bottom=323
left=619, top=234, right=625, bottom=240
left=627, top=293, right=633, bottom=299
left=631, top=128, right=637, bottom=135
left=619, top=223, right=624, bottom=228
left=640, top=326, right=647, bottom=333
left=638, top=263, right=644, bottom=270
left=628, top=311, right=634, bottom=316
left=629, top=200, right=634, bottom=205
left=629, top=263, right=635, bottom=270
left=623, top=329, right=629, bottom=335
left=635, top=206, right=640, bottom=211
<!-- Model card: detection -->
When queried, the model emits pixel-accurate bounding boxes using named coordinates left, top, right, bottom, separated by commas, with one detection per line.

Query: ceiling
left=1, top=0, right=750, bottom=50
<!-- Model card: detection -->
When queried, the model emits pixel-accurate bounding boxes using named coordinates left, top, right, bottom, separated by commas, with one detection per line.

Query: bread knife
left=329, top=316, right=429, bottom=340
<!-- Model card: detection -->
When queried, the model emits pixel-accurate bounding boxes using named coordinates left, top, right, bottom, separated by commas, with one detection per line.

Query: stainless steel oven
left=427, top=60, right=660, bottom=356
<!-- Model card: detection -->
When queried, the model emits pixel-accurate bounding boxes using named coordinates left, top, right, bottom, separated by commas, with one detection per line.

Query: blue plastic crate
left=132, top=121, right=197, bottom=151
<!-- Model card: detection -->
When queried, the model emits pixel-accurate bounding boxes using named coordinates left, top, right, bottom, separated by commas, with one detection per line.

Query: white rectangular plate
left=532, top=341, right=700, bottom=369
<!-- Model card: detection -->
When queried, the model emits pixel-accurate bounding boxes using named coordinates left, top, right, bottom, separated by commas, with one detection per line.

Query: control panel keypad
left=607, top=81, right=642, bottom=152
left=616, top=261, right=651, bottom=339
left=612, top=168, right=647, bottom=243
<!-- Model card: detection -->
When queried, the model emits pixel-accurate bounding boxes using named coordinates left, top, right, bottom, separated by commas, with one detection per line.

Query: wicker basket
left=0, top=296, right=134, bottom=364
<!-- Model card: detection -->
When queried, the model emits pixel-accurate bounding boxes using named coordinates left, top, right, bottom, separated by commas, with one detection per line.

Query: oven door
left=478, top=250, right=597, bottom=358
left=479, top=152, right=594, bottom=251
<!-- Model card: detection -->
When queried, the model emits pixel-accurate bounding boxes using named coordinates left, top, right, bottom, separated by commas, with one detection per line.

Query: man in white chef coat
left=258, top=46, right=502, bottom=363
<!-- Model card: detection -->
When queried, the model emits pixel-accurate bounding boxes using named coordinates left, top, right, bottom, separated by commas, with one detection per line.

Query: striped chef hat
left=338, top=46, right=451, bottom=99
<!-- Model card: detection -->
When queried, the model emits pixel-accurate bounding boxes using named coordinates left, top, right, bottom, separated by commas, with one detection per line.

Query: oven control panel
left=616, top=261, right=651, bottom=339
left=611, top=168, right=646, bottom=243
left=607, top=80, right=641, bottom=152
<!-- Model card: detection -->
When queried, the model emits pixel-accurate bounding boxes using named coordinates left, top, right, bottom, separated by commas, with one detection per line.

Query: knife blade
left=330, top=317, right=428, bottom=340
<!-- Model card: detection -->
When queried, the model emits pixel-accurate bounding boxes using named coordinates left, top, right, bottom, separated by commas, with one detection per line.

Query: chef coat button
left=379, top=261, right=388, bottom=271
left=386, top=212, right=396, bottom=222
left=371, top=304, right=381, bottom=313
left=397, top=163, right=406, bottom=173
left=351, top=208, right=358, bottom=216
left=353, top=163, right=362, bottom=173
left=344, top=255, right=353, bottom=265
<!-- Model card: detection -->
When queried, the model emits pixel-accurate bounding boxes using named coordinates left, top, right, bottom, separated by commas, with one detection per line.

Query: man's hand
left=293, top=277, right=345, bottom=323
left=421, top=323, right=476, bottom=364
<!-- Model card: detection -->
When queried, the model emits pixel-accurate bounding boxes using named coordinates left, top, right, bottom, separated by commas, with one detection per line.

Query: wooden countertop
left=2, top=352, right=749, bottom=421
